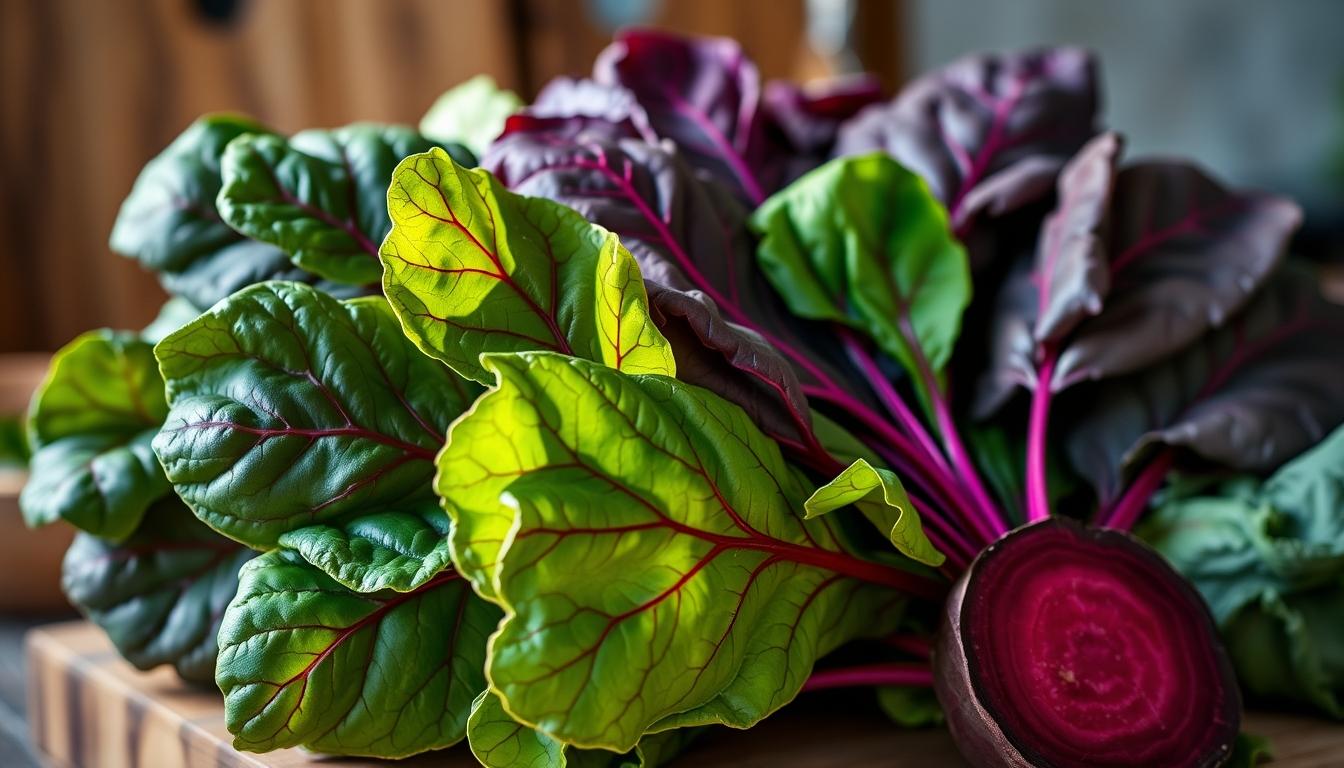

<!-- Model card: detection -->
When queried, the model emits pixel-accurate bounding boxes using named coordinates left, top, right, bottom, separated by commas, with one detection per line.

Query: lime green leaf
left=467, top=691, right=697, bottom=768
left=217, top=550, right=498, bottom=757
left=439, top=352, right=935, bottom=751
left=380, top=148, right=676, bottom=383
left=420, top=75, right=521, bottom=158
left=217, top=125, right=469, bottom=285
left=62, top=497, right=253, bottom=683
left=278, top=504, right=452, bottom=593
left=154, top=282, right=479, bottom=548
left=751, top=153, right=970, bottom=387
left=804, top=459, right=944, bottom=567
left=21, top=331, right=170, bottom=539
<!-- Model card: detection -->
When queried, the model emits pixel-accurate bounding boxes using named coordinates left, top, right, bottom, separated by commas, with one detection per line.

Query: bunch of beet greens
left=21, top=28, right=1344, bottom=768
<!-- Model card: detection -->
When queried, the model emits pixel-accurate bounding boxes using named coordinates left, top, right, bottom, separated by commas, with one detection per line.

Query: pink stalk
left=1025, top=352, right=1058, bottom=523
left=907, top=491, right=974, bottom=572
left=803, top=663, right=934, bottom=692
left=865, top=439, right=985, bottom=557
left=930, top=382, right=1008, bottom=538
left=839, top=330, right=950, bottom=473
left=1098, top=450, right=1175, bottom=532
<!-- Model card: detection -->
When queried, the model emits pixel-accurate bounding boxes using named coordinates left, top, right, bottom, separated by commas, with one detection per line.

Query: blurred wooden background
left=0, top=0, right=902, bottom=354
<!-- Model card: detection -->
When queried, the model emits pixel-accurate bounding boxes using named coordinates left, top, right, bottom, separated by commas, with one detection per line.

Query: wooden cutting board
left=26, top=621, right=1344, bottom=767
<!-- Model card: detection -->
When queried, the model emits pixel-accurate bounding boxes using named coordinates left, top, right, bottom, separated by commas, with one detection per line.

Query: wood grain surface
left=26, top=621, right=1344, bottom=767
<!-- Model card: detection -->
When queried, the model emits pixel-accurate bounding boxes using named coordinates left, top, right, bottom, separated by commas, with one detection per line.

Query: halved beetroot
left=934, top=518, right=1240, bottom=768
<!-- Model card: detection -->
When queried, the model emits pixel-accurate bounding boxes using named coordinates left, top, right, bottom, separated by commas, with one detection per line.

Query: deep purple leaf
left=834, top=47, right=1099, bottom=235
left=1064, top=267, right=1344, bottom=502
left=501, top=76, right=656, bottom=142
left=594, top=28, right=768, bottom=203
left=975, top=144, right=1301, bottom=417
left=760, top=75, right=885, bottom=189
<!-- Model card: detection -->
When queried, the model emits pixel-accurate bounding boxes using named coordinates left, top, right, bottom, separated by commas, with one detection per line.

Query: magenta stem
left=930, top=379, right=1007, bottom=539
left=864, top=439, right=984, bottom=561
left=906, top=491, right=973, bottom=572
left=1098, top=449, right=1175, bottom=531
left=1025, top=351, right=1058, bottom=523
left=839, top=330, right=950, bottom=473
left=802, top=663, right=934, bottom=692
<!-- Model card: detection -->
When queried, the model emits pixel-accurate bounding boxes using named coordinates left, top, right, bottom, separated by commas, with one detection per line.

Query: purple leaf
left=834, top=47, right=1100, bottom=235
left=1064, top=267, right=1344, bottom=502
left=502, top=76, right=656, bottom=142
left=760, top=75, right=885, bottom=189
left=594, top=28, right=768, bottom=204
left=975, top=143, right=1301, bottom=416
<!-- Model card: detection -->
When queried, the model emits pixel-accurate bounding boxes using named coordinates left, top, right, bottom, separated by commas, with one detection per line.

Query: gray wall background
left=908, top=0, right=1344, bottom=218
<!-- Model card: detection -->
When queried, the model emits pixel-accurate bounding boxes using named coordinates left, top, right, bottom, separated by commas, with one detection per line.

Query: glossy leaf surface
left=381, top=149, right=676, bottom=383
left=805, top=459, right=944, bottom=567
left=22, top=331, right=169, bottom=539
left=277, top=503, right=453, bottom=593
left=108, top=115, right=316, bottom=308
left=439, top=352, right=929, bottom=750
left=217, top=125, right=460, bottom=285
left=753, top=154, right=970, bottom=384
left=217, top=550, right=497, bottom=756
left=154, top=282, right=478, bottom=548
left=62, top=498, right=253, bottom=683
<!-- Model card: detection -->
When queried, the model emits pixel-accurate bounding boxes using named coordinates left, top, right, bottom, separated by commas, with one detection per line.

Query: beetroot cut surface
left=935, top=518, right=1240, bottom=768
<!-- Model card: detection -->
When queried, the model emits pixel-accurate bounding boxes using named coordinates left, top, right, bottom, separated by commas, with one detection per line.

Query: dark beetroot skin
left=934, top=518, right=1240, bottom=768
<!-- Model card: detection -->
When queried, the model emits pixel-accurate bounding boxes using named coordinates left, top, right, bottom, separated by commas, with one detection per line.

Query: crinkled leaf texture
left=108, top=115, right=322, bottom=308
left=217, top=125, right=469, bottom=285
left=482, top=128, right=820, bottom=450
left=805, top=459, right=944, bottom=567
left=277, top=504, right=452, bottom=594
left=467, top=690, right=696, bottom=768
left=1064, top=267, right=1344, bottom=502
left=976, top=136, right=1301, bottom=415
left=1143, top=424, right=1344, bottom=717
left=21, top=330, right=170, bottom=540
left=752, top=153, right=971, bottom=386
left=154, top=282, right=480, bottom=548
left=216, top=549, right=498, bottom=757
left=380, top=148, right=676, bottom=383
left=834, top=47, right=1099, bottom=233
left=438, top=352, right=936, bottom=751
left=420, top=75, right=519, bottom=159
left=62, top=497, right=253, bottom=684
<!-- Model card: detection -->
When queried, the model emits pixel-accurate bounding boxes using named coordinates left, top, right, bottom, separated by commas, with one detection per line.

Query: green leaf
left=876, top=685, right=944, bottom=728
left=751, top=154, right=971, bottom=388
left=217, top=125, right=470, bottom=285
left=154, top=282, right=479, bottom=548
left=277, top=504, right=452, bottom=593
left=217, top=549, right=498, bottom=757
left=1224, top=588, right=1344, bottom=718
left=1227, top=732, right=1273, bottom=768
left=467, top=691, right=697, bottom=768
left=420, top=75, right=520, bottom=158
left=21, top=331, right=169, bottom=539
left=804, top=459, right=944, bottom=567
left=108, top=115, right=317, bottom=309
left=61, top=497, right=253, bottom=683
left=439, top=352, right=931, bottom=751
left=141, top=297, right=202, bottom=344
left=380, top=148, right=676, bottom=383
left=0, top=415, right=27, bottom=469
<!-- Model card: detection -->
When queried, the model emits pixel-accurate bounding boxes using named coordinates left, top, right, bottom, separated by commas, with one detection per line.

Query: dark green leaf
left=1226, top=731, right=1273, bottom=768
left=154, top=282, right=479, bottom=548
left=277, top=503, right=452, bottom=593
left=108, top=115, right=317, bottom=308
left=380, top=148, right=676, bottom=383
left=217, top=125, right=463, bottom=285
left=752, top=154, right=970, bottom=389
left=217, top=549, right=497, bottom=756
left=62, top=497, right=253, bottom=683
left=438, top=352, right=933, bottom=750
left=21, top=331, right=169, bottom=539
